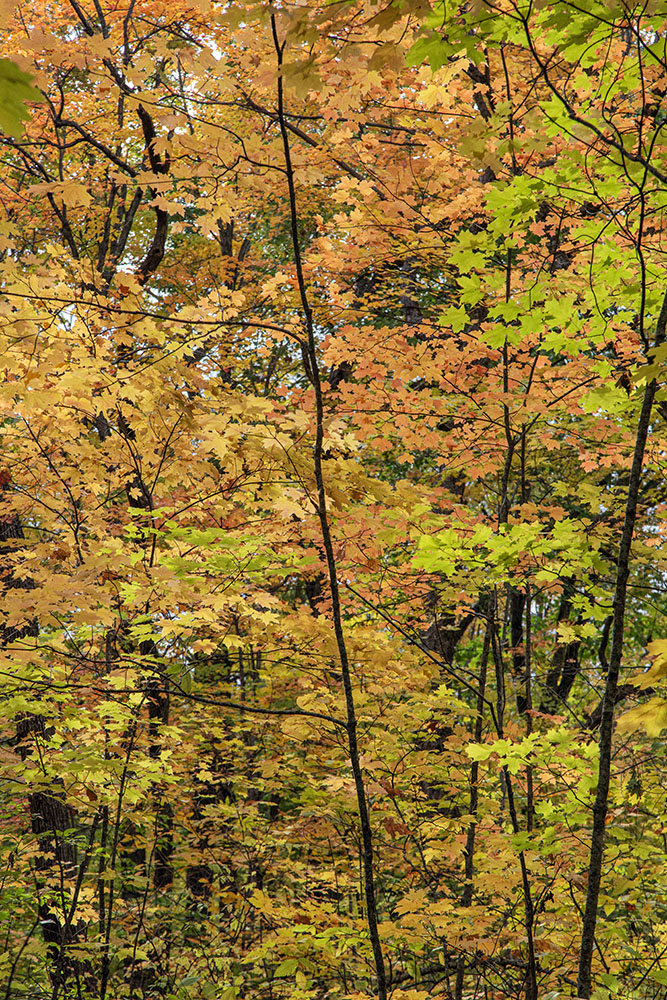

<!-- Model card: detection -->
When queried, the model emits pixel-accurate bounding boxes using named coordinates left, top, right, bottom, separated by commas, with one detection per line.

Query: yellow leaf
left=617, top=698, right=667, bottom=737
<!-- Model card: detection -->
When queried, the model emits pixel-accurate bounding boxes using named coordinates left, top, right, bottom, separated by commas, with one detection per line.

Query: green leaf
left=600, top=972, right=619, bottom=992
left=274, top=959, right=298, bottom=977
left=0, top=58, right=42, bottom=138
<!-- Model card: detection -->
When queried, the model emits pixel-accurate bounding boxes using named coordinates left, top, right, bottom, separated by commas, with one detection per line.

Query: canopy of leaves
left=1, top=2, right=667, bottom=1000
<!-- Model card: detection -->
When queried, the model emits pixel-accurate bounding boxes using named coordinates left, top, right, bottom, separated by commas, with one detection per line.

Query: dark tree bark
left=272, top=17, right=387, bottom=997
left=577, top=288, right=667, bottom=997
left=2, top=482, right=92, bottom=991
left=541, top=582, right=581, bottom=712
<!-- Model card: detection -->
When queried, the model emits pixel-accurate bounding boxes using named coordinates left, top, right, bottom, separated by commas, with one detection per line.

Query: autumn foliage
left=1, top=1, right=667, bottom=999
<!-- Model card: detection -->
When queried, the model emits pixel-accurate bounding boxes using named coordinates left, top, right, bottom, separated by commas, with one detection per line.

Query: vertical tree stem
left=490, top=606, right=538, bottom=1000
left=525, top=586, right=534, bottom=834
left=270, top=15, right=387, bottom=1000
left=577, top=287, right=667, bottom=996
left=455, top=621, right=491, bottom=1000
left=576, top=378, right=657, bottom=996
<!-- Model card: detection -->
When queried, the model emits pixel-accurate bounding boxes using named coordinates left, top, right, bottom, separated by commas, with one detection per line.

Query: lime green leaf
left=0, top=58, right=42, bottom=138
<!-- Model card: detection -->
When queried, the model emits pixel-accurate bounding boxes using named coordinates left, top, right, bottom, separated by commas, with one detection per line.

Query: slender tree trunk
left=491, top=606, right=538, bottom=1000
left=524, top=587, right=534, bottom=834
left=577, top=289, right=667, bottom=996
left=577, top=394, right=660, bottom=991
left=147, top=675, right=173, bottom=890
left=455, top=622, right=491, bottom=1000
left=271, top=16, right=387, bottom=999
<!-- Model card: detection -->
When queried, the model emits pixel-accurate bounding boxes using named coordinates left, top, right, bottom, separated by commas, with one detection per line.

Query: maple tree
left=1, top=1, right=667, bottom=1000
